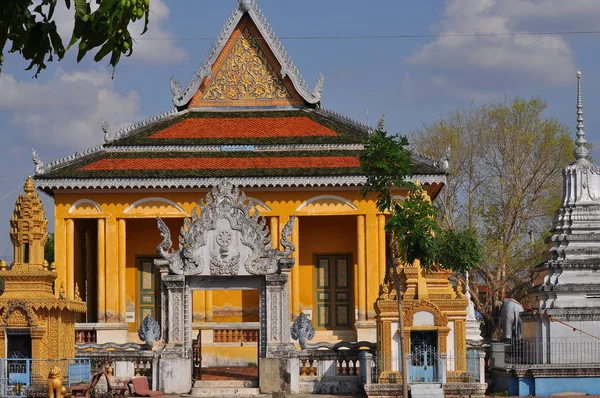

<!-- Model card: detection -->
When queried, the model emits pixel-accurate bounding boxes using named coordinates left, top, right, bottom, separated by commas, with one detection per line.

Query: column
left=66, top=219, right=75, bottom=299
left=205, top=291, right=213, bottom=322
left=378, top=215, right=386, bottom=283
left=357, top=215, right=366, bottom=321
left=291, top=216, right=300, bottom=319
left=85, top=229, right=96, bottom=321
left=105, top=217, right=119, bottom=322
left=270, top=216, right=279, bottom=249
left=97, top=219, right=106, bottom=322
left=366, top=213, right=379, bottom=319
left=54, top=219, right=67, bottom=296
left=118, top=219, right=127, bottom=323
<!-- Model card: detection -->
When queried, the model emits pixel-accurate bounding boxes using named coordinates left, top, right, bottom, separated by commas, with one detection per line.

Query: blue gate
left=409, top=331, right=439, bottom=383
left=1, top=358, right=31, bottom=397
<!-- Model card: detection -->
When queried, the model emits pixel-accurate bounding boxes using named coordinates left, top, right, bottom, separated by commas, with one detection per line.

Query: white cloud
left=51, top=0, right=187, bottom=64
left=404, top=0, right=597, bottom=100
left=129, top=0, right=188, bottom=64
left=0, top=69, right=141, bottom=150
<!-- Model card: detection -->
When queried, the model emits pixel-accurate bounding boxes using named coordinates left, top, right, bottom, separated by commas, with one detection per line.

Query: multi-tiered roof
left=33, top=0, right=447, bottom=194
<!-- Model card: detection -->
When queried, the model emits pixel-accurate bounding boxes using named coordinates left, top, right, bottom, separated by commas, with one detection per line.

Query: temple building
left=32, top=0, right=448, bottom=363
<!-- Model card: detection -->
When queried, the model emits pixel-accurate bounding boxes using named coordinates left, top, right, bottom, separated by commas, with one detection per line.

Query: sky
left=1, top=0, right=600, bottom=260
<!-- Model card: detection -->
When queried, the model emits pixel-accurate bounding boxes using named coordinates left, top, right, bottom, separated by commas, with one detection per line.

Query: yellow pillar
left=97, top=219, right=106, bottom=322
left=54, top=218, right=66, bottom=298
left=291, top=216, right=300, bottom=319
left=366, top=213, right=379, bottom=320
left=66, top=219, right=75, bottom=299
left=105, top=217, right=119, bottom=322
left=270, top=216, right=279, bottom=249
left=205, top=291, right=213, bottom=322
left=118, top=219, right=127, bottom=323
left=357, top=215, right=366, bottom=321
left=193, top=291, right=206, bottom=322
left=378, top=215, right=386, bottom=284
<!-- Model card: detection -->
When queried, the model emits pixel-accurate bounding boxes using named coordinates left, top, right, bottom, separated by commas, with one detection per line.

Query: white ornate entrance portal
left=154, top=181, right=297, bottom=394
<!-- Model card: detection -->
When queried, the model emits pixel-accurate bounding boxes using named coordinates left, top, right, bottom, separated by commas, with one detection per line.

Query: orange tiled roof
left=149, top=116, right=340, bottom=139
left=79, top=156, right=359, bottom=171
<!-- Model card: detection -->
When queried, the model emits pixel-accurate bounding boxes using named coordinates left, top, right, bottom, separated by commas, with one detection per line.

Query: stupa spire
left=574, top=71, right=590, bottom=163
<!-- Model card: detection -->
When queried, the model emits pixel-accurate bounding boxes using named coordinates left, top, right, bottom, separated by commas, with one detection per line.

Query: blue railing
left=0, top=358, right=91, bottom=397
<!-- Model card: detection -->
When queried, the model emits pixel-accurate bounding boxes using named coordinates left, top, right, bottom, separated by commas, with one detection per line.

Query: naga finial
left=32, top=149, right=44, bottom=175
left=169, top=75, right=183, bottom=101
left=574, top=71, right=590, bottom=163
left=312, top=74, right=324, bottom=99
left=291, top=312, right=315, bottom=348
left=138, top=314, right=161, bottom=347
left=101, top=119, right=112, bottom=143
left=439, top=146, right=451, bottom=171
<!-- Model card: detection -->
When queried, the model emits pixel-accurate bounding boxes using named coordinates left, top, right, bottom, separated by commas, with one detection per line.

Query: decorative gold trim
left=190, top=15, right=304, bottom=107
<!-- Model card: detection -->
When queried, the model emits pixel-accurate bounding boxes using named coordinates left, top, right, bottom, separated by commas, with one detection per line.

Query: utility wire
left=58, top=30, right=600, bottom=41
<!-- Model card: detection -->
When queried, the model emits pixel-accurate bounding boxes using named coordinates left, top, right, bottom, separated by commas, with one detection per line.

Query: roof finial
left=574, top=71, right=590, bottom=163
left=239, top=0, right=254, bottom=12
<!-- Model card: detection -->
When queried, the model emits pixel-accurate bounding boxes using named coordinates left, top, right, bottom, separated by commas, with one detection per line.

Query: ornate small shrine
left=375, top=258, right=468, bottom=382
left=0, top=176, right=85, bottom=360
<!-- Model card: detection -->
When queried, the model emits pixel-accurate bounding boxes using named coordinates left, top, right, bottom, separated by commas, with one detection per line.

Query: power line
left=123, top=30, right=600, bottom=41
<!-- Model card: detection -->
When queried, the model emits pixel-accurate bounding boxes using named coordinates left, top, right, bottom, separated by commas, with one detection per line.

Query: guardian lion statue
left=47, top=366, right=66, bottom=398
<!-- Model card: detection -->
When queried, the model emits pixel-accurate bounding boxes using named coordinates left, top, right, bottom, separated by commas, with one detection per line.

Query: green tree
left=0, top=0, right=150, bottom=76
left=360, top=119, right=482, bottom=397
left=44, top=232, right=54, bottom=264
left=409, top=96, right=574, bottom=337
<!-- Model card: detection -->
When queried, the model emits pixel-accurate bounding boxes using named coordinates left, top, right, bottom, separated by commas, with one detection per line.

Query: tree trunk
left=392, top=264, right=408, bottom=398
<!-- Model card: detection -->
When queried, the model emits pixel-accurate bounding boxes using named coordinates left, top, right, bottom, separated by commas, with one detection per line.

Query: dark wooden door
left=315, top=255, right=352, bottom=329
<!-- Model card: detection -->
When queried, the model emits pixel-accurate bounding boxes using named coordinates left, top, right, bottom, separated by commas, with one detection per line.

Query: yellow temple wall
left=52, top=187, right=418, bottom=341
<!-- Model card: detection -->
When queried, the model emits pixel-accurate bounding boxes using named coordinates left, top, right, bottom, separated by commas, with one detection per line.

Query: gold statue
left=48, top=366, right=66, bottom=398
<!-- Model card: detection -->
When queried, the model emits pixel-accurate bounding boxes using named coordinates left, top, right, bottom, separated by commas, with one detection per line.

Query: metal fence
left=0, top=358, right=90, bottom=397
left=505, top=339, right=600, bottom=365
left=372, top=350, right=483, bottom=385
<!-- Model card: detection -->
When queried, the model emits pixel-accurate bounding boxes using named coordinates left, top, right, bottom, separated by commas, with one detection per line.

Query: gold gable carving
left=203, top=26, right=292, bottom=102
left=190, top=16, right=303, bottom=107
left=6, top=307, right=31, bottom=328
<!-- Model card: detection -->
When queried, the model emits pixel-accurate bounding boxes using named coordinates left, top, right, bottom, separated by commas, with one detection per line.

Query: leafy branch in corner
left=0, top=0, right=151, bottom=76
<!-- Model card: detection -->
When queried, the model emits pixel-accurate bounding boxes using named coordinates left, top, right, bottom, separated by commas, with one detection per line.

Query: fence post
left=439, top=353, right=447, bottom=384
left=404, top=356, right=411, bottom=384
left=359, top=351, right=373, bottom=385
left=478, top=351, right=485, bottom=383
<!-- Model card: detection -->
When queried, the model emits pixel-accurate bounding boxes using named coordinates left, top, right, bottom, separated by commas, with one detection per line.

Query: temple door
left=409, top=330, right=438, bottom=383
left=138, top=257, right=160, bottom=326
left=315, top=255, right=352, bottom=330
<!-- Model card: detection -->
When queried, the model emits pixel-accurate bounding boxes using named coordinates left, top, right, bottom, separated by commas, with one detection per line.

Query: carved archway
left=154, top=180, right=296, bottom=393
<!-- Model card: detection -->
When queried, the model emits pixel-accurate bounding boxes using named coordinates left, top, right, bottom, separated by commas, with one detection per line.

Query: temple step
left=312, top=330, right=357, bottom=343
left=410, top=383, right=444, bottom=398
left=187, top=380, right=263, bottom=397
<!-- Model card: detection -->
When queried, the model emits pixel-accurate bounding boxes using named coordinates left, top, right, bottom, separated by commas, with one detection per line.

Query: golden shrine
left=375, top=259, right=468, bottom=382
left=0, top=176, right=85, bottom=360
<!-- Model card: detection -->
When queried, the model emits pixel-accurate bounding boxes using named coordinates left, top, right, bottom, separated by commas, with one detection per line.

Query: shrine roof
left=32, top=108, right=447, bottom=193
left=31, top=0, right=449, bottom=194
left=104, top=109, right=369, bottom=146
